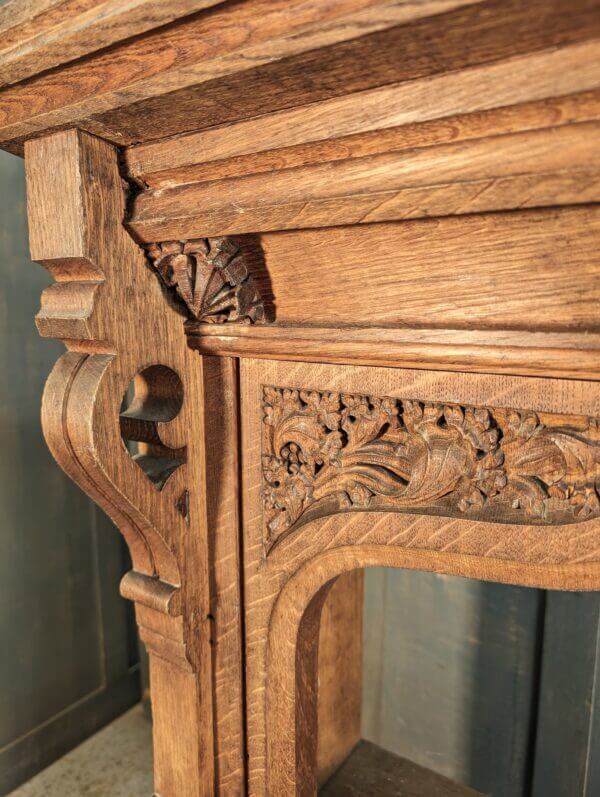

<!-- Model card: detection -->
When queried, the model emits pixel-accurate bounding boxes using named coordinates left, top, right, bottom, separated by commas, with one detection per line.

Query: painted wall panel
left=362, top=569, right=543, bottom=796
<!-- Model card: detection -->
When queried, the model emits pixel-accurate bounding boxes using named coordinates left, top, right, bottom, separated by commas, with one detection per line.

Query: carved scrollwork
left=262, top=387, right=600, bottom=548
left=146, top=237, right=265, bottom=324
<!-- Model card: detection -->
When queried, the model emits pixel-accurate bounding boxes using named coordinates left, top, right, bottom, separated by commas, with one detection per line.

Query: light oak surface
left=25, top=129, right=220, bottom=795
left=128, top=124, right=600, bottom=238
left=187, top=324, right=600, bottom=381
left=206, top=209, right=600, bottom=331
left=0, top=0, right=226, bottom=88
left=0, top=0, right=467, bottom=151
left=240, top=359, right=600, bottom=794
left=126, top=88, right=600, bottom=188
left=5, top=0, right=600, bottom=794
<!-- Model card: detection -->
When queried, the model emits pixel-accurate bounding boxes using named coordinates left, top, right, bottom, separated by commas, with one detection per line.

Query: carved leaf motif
left=146, top=237, right=265, bottom=324
left=398, top=432, right=468, bottom=503
left=273, top=415, right=329, bottom=475
left=261, top=387, right=600, bottom=549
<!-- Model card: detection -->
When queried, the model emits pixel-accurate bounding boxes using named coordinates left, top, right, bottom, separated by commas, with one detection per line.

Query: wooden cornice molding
left=126, top=89, right=600, bottom=189
left=262, top=386, right=600, bottom=550
left=0, top=0, right=225, bottom=88
left=146, top=236, right=266, bottom=324
left=1, top=0, right=598, bottom=156
left=128, top=120, right=600, bottom=240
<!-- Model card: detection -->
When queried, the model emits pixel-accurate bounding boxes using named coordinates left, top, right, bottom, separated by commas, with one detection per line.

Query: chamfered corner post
left=24, top=128, right=215, bottom=797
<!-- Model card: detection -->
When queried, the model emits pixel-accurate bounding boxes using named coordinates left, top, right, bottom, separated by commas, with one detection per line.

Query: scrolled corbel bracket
left=25, top=130, right=215, bottom=795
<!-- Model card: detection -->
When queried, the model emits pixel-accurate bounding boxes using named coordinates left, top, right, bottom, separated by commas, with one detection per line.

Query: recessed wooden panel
left=240, top=358, right=600, bottom=794
left=248, top=207, right=600, bottom=332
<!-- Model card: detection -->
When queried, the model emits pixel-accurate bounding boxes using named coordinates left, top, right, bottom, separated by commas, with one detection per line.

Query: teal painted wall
left=0, top=150, right=139, bottom=795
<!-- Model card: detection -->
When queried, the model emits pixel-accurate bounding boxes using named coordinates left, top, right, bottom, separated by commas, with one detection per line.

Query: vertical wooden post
left=317, top=571, right=363, bottom=786
left=25, top=129, right=215, bottom=796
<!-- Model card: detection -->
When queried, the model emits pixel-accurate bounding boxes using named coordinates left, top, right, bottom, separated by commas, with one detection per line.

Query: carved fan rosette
left=147, top=237, right=265, bottom=324
left=262, top=387, right=600, bottom=549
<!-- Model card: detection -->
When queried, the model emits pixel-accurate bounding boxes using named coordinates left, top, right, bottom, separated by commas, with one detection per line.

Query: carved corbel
left=25, top=130, right=214, bottom=794
left=147, top=236, right=265, bottom=324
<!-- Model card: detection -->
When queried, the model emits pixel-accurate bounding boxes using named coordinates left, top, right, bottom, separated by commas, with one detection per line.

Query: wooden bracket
left=25, top=129, right=215, bottom=796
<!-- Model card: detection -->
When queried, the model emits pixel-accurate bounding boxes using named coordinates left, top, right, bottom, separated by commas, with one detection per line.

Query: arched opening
left=316, top=568, right=542, bottom=796
left=119, top=364, right=186, bottom=490
left=264, top=544, right=600, bottom=796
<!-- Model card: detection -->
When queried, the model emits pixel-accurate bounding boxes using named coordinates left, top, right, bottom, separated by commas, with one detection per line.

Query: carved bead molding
left=262, top=387, right=600, bottom=549
left=146, top=237, right=265, bottom=324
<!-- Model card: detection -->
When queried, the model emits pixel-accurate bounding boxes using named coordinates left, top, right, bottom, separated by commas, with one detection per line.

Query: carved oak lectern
left=1, top=1, right=599, bottom=794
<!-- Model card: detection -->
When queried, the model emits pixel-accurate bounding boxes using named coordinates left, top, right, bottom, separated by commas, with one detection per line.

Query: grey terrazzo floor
left=9, top=706, right=153, bottom=796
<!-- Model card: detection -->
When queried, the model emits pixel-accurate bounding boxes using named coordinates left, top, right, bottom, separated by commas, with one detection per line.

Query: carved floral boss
left=262, top=387, right=600, bottom=548
left=147, top=237, right=265, bottom=323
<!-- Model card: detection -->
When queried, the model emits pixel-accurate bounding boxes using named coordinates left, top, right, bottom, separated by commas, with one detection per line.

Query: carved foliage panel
left=262, top=386, right=600, bottom=549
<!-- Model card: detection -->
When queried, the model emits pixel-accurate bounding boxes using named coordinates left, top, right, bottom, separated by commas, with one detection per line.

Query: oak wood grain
left=126, top=86, right=600, bottom=188
left=240, top=359, right=600, bottom=795
left=2, top=0, right=599, bottom=154
left=128, top=123, right=600, bottom=239
left=252, top=208, right=600, bottom=331
left=317, top=571, right=363, bottom=786
left=87, top=0, right=600, bottom=148
left=24, top=129, right=223, bottom=796
left=0, top=0, right=462, bottom=152
left=0, top=0, right=100, bottom=46
left=190, top=325, right=600, bottom=380
left=261, top=387, right=600, bottom=545
left=189, top=325, right=600, bottom=382
left=12, top=2, right=600, bottom=793
left=0, top=0, right=226, bottom=88
left=203, top=356, right=246, bottom=794
left=184, top=204, right=600, bottom=382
